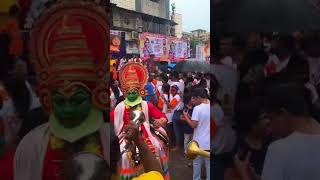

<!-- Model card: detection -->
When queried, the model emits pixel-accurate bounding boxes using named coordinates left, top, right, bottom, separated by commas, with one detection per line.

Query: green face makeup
left=126, top=89, right=139, bottom=102
left=52, top=86, right=92, bottom=128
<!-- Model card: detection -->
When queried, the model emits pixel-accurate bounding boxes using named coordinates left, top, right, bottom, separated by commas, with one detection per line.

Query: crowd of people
left=0, top=2, right=212, bottom=180
left=212, top=32, right=320, bottom=180
left=110, top=56, right=212, bottom=180
left=0, top=2, right=176, bottom=180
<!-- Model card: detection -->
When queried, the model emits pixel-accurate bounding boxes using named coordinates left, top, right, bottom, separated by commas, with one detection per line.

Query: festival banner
left=139, top=32, right=188, bottom=62
left=139, top=32, right=167, bottom=61
left=195, top=44, right=202, bottom=60
left=110, top=30, right=122, bottom=52
left=169, top=38, right=188, bottom=62
left=195, top=42, right=211, bottom=61
left=126, top=41, right=139, bottom=54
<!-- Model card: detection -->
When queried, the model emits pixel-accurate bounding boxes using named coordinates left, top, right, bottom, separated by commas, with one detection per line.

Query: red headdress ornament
left=30, top=1, right=109, bottom=113
left=119, top=62, right=148, bottom=96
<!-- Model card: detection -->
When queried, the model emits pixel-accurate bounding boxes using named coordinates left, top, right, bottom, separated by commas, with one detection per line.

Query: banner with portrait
left=110, top=30, right=122, bottom=52
left=139, top=32, right=167, bottom=61
left=126, top=41, right=139, bottom=54
left=168, top=38, right=188, bottom=62
left=195, top=42, right=211, bottom=62
left=139, top=32, right=188, bottom=62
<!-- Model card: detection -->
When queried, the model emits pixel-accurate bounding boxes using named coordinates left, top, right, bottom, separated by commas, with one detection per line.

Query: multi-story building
left=111, top=0, right=175, bottom=36
left=111, top=0, right=176, bottom=55
left=199, top=32, right=210, bottom=42
left=188, top=29, right=210, bottom=58
left=172, top=13, right=182, bottom=38
left=190, top=29, right=207, bottom=39
left=111, top=0, right=136, bottom=10
left=189, top=29, right=210, bottom=42
left=182, top=32, right=192, bottom=40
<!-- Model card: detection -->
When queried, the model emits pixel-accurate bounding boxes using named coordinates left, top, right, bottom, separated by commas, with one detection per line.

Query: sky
left=170, top=0, right=210, bottom=32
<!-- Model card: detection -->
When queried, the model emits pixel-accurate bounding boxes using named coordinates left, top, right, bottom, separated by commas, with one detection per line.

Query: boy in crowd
left=182, top=88, right=210, bottom=180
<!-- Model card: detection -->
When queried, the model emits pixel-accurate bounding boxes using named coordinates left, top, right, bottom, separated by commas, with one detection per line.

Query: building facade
left=173, top=13, right=182, bottom=38
left=190, top=29, right=207, bottom=39
left=111, top=0, right=174, bottom=36
left=110, top=0, right=176, bottom=56
left=111, top=0, right=136, bottom=10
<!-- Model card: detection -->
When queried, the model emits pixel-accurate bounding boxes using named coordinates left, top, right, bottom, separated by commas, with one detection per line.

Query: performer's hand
left=153, top=118, right=167, bottom=129
left=124, top=122, right=140, bottom=144
left=182, top=111, right=189, bottom=120
left=153, top=119, right=162, bottom=129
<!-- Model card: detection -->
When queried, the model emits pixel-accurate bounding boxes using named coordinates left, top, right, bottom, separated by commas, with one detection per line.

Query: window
left=150, top=0, right=160, bottom=3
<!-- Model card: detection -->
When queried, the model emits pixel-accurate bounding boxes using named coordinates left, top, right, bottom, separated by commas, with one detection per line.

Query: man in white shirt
left=236, top=84, right=320, bottom=180
left=182, top=88, right=210, bottom=180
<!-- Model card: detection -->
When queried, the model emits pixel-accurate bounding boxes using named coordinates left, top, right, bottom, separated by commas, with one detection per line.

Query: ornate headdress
left=30, top=1, right=109, bottom=113
left=119, top=62, right=148, bottom=96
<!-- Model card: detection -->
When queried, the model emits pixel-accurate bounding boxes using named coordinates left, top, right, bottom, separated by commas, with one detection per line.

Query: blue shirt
left=144, top=82, right=157, bottom=102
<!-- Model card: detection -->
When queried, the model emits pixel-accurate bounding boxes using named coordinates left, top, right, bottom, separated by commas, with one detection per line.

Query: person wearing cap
left=13, top=2, right=111, bottom=180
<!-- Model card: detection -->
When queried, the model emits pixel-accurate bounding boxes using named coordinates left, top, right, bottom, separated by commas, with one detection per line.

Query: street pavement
left=169, top=150, right=194, bottom=180
left=169, top=150, right=208, bottom=180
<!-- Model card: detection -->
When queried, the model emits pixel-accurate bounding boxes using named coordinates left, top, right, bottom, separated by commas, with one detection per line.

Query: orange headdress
left=30, top=1, right=109, bottom=113
left=119, top=62, right=148, bottom=96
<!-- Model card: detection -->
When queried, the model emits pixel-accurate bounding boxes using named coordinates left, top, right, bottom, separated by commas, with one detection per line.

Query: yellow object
left=84, top=142, right=101, bottom=155
left=0, top=0, right=16, bottom=27
left=50, top=135, right=66, bottom=149
left=186, top=140, right=210, bottom=160
left=110, top=59, right=116, bottom=66
left=0, top=0, right=16, bottom=12
left=132, top=171, right=164, bottom=180
left=50, top=134, right=101, bottom=155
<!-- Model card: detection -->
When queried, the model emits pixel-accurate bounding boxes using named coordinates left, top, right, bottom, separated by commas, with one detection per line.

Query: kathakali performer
left=13, top=1, right=111, bottom=180
left=111, top=62, right=169, bottom=180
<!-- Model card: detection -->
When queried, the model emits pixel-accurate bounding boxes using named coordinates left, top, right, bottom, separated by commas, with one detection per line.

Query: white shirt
left=211, top=103, right=236, bottom=154
left=307, top=57, right=320, bottom=85
left=161, top=94, right=173, bottom=123
left=0, top=83, right=21, bottom=147
left=156, top=81, right=163, bottom=93
left=264, top=55, right=290, bottom=76
left=169, top=94, right=183, bottom=111
left=262, top=132, right=320, bottom=180
left=277, top=56, right=290, bottom=72
left=25, top=81, right=41, bottom=111
left=191, top=103, right=210, bottom=150
left=179, top=79, right=185, bottom=93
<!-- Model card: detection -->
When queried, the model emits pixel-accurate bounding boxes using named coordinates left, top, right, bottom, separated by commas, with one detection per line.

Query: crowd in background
left=0, top=5, right=48, bottom=179
left=212, top=32, right=320, bottom=180
left=110, top=57, right=212, bottom=179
